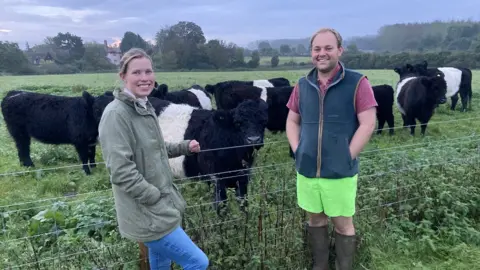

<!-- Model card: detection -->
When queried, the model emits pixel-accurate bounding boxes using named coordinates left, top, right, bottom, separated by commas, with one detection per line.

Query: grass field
left=258, top=56, right=311, bottom=66
left=0, top=69, right=479, bottom=269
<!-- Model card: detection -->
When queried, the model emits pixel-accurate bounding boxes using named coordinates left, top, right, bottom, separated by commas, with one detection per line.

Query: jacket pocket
left=142, top=194, right=181, bottom=231
left=321, top=131, right=353, bottom=177
left=344, top=137, right=353, bottom=165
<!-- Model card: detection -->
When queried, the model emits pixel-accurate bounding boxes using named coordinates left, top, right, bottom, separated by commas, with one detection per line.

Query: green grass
left=0, top=69, right=479, bottom=269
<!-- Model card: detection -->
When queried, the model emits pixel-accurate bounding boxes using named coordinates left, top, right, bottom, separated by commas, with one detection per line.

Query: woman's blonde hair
left=118, top=48, right=152, bottom=76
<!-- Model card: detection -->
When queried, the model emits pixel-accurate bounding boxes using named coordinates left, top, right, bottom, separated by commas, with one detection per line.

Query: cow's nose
left=439, top=97, right=447, bottom=104
left=246, top=136, right=261, bottom=144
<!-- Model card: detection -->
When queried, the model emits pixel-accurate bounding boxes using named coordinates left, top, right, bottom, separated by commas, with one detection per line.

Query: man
left=286, top=28, right=377, bottom=270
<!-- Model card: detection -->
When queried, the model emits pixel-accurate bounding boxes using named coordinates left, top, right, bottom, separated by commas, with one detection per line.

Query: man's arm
left=285, top=84, right=301, bottom=152
left=350, top=107, right=376, bottom=159
left=286, top=111, right=301, bottom=152
left=349, top=77, right=378, bottom=159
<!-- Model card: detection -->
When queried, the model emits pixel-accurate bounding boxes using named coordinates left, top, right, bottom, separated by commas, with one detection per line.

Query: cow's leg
left=376, top=114, right=385, bottom=135
left=7, top=125, right=34, bottom=167
left=235, top=174, right=249, bottom=212
left=407, top=116, right=416, bottom=136
left=459, top=86, right=470, bottom=112
left=450, top=94, right=459, bottom=111
left=401, top=114, right=407, bottom=128
left=88, top=144, right=96, bottom=168
left=386, top=113, right=395, bottom=135
left=74, top=143, right=91, bottom=175
left=419, top=120, right=428, bottom=136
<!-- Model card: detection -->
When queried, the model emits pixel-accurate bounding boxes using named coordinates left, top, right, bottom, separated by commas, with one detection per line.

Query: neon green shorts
left=296, top=172, right=358, bottom=217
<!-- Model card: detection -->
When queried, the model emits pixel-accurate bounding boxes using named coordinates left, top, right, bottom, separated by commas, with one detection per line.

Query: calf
left=394, top=64, right=447, bottom=136
left=149, top=82, right=212, bottom=110
left=412, top=60, right=472, bottom=112
left=1, top=90, right=101, bottom=174
left=150, top=98, right=269, bottom=210
left=372, top=84, right=395, bottom=135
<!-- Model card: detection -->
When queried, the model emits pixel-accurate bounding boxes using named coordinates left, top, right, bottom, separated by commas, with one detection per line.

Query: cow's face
left=231, top=99, right=268, bottom=147
left=92, top=92, right=114, bottom=126
left=432, top=72, right=447, bottom=105
left=423, top=71, right=447, bottom=105
left=149, top=82, right=168, bottom=99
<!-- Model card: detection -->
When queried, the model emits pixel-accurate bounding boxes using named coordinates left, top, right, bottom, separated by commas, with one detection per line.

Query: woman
left=98, top=48, right=209, bottom=270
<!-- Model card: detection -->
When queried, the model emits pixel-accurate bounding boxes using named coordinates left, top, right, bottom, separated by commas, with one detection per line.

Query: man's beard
left=317, top=60, right=337, bottom=73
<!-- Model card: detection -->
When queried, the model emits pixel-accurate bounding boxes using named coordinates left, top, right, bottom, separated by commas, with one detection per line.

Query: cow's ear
left=213, top=110, right=233, bottom=127
left=82, top=91, right=95, bottom=107
left=205, top=84, right=215, bottom=95
left=159, top=84, right=168, bottom=95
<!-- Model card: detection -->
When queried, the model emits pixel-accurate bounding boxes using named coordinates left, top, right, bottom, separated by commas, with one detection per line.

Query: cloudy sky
left=1, top=0, right=479, bottom=49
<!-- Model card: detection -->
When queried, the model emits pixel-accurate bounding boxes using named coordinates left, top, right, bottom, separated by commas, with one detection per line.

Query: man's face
left=311, top=31, right=344, bottom=73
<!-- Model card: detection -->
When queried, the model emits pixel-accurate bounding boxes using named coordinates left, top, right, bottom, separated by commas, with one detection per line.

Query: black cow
left=372, top=84, right=395, bottom=135
left=1, top=90, right=102, bottom=174
left=204, top=77, right=291, bottom=106
left=209, top=82, right=295, bottom=159
left=212, top=83, right=293, bottom=132
left=149, top=82, right=212, bottom=110
left=411, top=60, right=472, bottom=112
left=150, top=97, right=269, bottom=211
left=394, top=64, right=447, bottom=136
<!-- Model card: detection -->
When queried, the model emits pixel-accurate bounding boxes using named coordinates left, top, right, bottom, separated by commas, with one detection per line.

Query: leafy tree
left=120, top=31, right=149, bottom=53
left=279, top=44, right=291, bottom=55
left=271, top=55, right=279, bottom=67
left=51, top=32, right=85, bottom=62
left=0, top=41, right=30, bottom=74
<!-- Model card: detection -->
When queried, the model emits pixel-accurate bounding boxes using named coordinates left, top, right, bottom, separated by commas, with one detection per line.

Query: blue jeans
left=144, top=226, right=209, bottom=270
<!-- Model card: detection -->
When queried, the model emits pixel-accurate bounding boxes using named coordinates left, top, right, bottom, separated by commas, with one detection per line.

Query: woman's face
left=120, top=57, right=155, bottom=98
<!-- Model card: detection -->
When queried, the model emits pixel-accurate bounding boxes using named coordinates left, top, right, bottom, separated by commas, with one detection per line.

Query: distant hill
left=246, top=38, right=310, bottom=50
left=246, top=36, right=357, bottom=52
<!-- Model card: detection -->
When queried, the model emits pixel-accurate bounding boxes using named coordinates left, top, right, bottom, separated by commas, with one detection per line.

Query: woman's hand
left=188, top=140, right=201, bottom=153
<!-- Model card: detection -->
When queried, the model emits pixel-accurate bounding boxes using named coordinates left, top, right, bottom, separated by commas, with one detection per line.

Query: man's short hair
left=310, top=28, right=343, bottom=48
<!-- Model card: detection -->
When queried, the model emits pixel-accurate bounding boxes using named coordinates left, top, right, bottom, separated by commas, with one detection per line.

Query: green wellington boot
left=334, top=233, right=356, bottom=270
left=306, top=224, right=330, bottom=270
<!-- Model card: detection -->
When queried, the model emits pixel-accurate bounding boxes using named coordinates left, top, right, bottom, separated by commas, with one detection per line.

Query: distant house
left=104, top=40, right=122, bottom=66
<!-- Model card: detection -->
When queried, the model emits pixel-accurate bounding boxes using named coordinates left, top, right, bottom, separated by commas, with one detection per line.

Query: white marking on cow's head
left=253, top=79, right=274, bottom=102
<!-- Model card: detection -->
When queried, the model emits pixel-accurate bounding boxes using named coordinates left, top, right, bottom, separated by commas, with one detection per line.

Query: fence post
left=139, top=242, right=150, bottom=270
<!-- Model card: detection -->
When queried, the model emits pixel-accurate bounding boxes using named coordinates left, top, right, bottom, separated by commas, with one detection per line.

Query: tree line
left=1, top=20, right=480, bottom=75
left=252, top=20, right=480, bottom=54
left=340, top=20, right=480, bottom=53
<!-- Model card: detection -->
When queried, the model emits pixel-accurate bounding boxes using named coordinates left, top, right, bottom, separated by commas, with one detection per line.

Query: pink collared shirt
left=286, top=64, right=378, bottom=114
